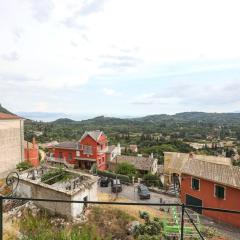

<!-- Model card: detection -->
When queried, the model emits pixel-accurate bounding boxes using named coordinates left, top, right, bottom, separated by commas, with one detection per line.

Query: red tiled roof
left=0, top=112, right=23, bottom=120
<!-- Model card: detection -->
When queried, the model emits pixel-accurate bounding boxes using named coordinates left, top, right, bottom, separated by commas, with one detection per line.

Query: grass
left=15, top=204, right=136, bottom=240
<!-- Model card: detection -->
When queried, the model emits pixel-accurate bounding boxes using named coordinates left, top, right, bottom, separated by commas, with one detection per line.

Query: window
left=215, top=185, right=225, bottom=199
left=59, top=152, right=63, bottom=159
left=68, top=153, right=73, bottom=160
left=83, top=145, right=93, bottom=155
left=191, top=178, right=200, bottom=191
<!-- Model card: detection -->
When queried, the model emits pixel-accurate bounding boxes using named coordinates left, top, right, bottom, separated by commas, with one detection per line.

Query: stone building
left=109, top=155, right=158, bottom=175
left=0, top=113, right=24, bottom=177
left=16, top=167, right=98, bottom=219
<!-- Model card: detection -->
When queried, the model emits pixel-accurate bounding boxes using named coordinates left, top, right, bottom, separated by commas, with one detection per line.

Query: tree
left=143, top=174, right=163, bottom=188
left=116, top=162, right=136, bottom=178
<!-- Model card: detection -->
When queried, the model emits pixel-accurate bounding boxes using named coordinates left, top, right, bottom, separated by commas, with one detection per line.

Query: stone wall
left=16, top=178, right=98, bottom=219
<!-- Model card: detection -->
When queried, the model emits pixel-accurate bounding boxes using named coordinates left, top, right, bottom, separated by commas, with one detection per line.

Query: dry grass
left=98, top=192, right=168, bottom=221
left=3, top=214, right=19, bottom=240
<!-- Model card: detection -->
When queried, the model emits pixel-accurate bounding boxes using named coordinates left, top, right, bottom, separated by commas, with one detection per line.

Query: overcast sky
left=1, top=0, right=240, bottom=118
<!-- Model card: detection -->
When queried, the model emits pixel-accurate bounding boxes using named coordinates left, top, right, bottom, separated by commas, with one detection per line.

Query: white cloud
left=103, top=88, right=121, bottom=96
left=34, top=102, right=49, bottom=112
left=1, top=0, right=240, bottom=114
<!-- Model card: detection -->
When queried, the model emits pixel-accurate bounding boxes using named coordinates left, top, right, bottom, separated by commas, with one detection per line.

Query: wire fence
left=1, top=196, right=240, bottom=240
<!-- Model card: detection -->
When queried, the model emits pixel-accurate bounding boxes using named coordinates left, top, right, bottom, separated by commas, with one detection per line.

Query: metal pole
left=185, top=209, right=205, bottom=240
left=180, top=204, right=185, bottom=240
left=0, top=196, right=3, bottom=240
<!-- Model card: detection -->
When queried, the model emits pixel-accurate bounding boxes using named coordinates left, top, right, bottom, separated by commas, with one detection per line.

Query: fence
left=1, top=196, right=240, bottom=240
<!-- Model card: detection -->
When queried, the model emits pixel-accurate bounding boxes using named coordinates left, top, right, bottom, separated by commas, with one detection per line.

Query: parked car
left=99, top=177, right=110, bottom=187
left=138, top=184, right=151, bottom=199
left=111, top=179, right=122, bottom=193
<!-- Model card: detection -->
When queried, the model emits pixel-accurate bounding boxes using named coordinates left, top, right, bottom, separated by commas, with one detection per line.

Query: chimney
left=150, top=153, right=154, bottom=158
left=32, top=137, right=36, bottom=149
left=117, top=143, right=121, bottom=155
left=189, top=152, right=194, bottom=159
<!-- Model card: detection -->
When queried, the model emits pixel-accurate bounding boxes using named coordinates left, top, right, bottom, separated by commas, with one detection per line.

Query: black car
left=111, top=179, right=122, bottom=193
left=138, top=184, right=151, bottom=200
left=99, top=177, right=110, bottom=187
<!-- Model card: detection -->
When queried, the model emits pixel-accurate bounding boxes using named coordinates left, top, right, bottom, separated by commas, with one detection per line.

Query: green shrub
left=116, top=162, right=136, bottom=178
left=143, top=174, right=163, bottom=188
left=41, top=167, right=75, bottom=185
left=133, top=212, right=163, bottom=239
left=16, top=161, right=33, bottom=171
left=97, top=170, right=130, bottom=183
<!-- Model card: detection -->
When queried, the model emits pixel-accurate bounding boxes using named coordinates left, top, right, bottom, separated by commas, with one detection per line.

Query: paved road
left=98, top=184, right=179, bottom=208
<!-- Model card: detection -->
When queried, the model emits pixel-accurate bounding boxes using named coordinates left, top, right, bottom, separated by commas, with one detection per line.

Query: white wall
left=71, top=181, right=98, bottom=218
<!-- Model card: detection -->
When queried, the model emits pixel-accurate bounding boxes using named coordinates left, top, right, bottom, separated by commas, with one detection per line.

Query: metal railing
left=1, top=196, right=240, bottom=240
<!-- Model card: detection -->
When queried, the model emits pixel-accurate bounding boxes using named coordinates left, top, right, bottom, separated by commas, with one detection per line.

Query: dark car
left=99, top=177, right=110, bottom=187
left=138, top=184, right=151, bottom=200
left=111, top=179, right=122, bottom=193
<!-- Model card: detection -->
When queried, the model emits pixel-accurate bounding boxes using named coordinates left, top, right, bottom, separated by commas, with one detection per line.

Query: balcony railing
left=46, top=156, right=66, bottom=164
left=1, top=196, right=240, bottom=240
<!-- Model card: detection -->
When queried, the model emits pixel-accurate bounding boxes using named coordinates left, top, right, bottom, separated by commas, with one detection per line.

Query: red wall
left=79, top=134, right=108, bottom=170
left=54, top=148, right=76, bottom=164
left=180, top=174, right=240, bottom=228
left=24, top=148, right=39, bottom=167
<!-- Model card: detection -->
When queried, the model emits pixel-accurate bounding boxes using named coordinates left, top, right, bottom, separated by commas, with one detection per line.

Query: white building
left=0, top=113, right=24, bottom=177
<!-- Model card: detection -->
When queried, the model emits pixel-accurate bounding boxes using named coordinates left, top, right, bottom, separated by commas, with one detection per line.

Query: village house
left=129, top=144, right=138, bottom=153
left=163, top=152, right=232, bottom=187
left=16, top=166, right=98, bottom=219
left=47, top=130, right=121, bottom=171
left=0, top=113, right=24, bottom=177
left=109, top=155, right=158, bottom=175
left=180, top=159, right=240, bottom=228
left=24, top=138, right=40, bottom=167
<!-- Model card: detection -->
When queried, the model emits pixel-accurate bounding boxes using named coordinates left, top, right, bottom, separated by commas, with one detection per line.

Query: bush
left=133, top=212, right=163, bottom=239
left=97, top=170, right=130, bottom=183
left=116, top=162, right=136, bottom=178
left=41, top=167, right=75, bottom=185
left=16, top=161, right=33, bottom=172
left=143, top=174, right=163, bottom=188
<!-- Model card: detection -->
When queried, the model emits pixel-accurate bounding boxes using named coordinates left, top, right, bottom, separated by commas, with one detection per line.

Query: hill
left=52, top=118, right=76, bottom=124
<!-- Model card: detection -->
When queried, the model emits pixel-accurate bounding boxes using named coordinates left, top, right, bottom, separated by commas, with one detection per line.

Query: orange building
left=48, top=130, right=119, bottom=171
left=180, top=158, right=240, bottom=228
left=24, top=138, right=40, bottom=167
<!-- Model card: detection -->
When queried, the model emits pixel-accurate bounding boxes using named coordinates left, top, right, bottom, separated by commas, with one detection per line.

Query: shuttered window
left=192, top=178, right=200, bottom=190
left=215, top=185, right=225, bottom=199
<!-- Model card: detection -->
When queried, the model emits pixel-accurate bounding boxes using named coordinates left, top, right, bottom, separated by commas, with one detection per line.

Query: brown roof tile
left=53, top=141, right=79, bottom=150
left=114, top=155, right=156, bottom=171
left=182, top=159, right=240, bottom=189
left=0, top=112, right=23, bottom=120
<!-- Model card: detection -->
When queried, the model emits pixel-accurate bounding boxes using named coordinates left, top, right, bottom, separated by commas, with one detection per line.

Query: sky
left=1, top=0, right=240, bottom=120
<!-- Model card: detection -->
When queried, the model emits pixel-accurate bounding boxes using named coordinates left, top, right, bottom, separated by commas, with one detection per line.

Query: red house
left=48, top=130, right=117, bottom=171
left=180, top=158, right=240, bottom=228
left=24, top=138, right=40, bottom=167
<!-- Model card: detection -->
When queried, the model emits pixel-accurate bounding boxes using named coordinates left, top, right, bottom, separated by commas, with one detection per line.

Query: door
left=186, top=194, right=202, bottom=214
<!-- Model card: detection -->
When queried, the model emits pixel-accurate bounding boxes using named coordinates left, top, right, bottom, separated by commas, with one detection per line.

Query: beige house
left=163, top=152, right=232, bottom=186
left=0, top=113, right=24, bottom=177
left=109, top=155, right=158, bottom=175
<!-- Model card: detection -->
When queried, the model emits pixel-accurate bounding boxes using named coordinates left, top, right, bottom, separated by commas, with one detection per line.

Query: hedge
left=97, top=170, right=130, bottom=183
